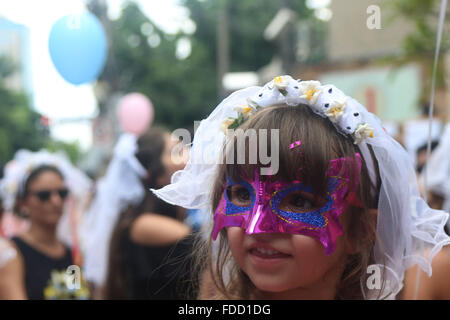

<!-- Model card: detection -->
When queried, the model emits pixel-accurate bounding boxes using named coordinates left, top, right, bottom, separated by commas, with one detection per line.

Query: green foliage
left=387, top=0, right=449, bottom=57
left=0, top=55, right=16, bottom=78
left=0, top=55, right=82, bottom=165
left=384, top=0, right=449, bottom=102
left=45, top=140, right=83, bottom=164
left=0, top=80, right=48, bottom=164
left=92, top=0, right=316, bottom=131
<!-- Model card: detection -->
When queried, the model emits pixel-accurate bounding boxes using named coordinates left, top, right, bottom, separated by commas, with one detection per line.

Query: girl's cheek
left=227, top=227, right=245, bottom=246
left=227, top=227, right=246, bottom=261
left=291, top=235, right=325, bottom=259
left=291, top=234, right=346, bottom=267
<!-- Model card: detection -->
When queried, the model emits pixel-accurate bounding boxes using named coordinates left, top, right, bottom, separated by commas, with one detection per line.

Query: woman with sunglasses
left=0, top=165, right=73, bottom=299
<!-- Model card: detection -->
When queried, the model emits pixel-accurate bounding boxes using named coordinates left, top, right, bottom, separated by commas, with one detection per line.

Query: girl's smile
left=228, top=225, right=350, bottom=297
left=247, top=239, right=292, bottom=271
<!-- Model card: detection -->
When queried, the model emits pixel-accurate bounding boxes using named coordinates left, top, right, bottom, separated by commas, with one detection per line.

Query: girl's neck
left=257, top=285, right=337, bottom=300
left=26, top=224, right=59, bottom=245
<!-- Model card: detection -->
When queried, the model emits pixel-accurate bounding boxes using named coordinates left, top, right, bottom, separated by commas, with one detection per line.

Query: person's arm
left=130, top=213, right=191, bottom=246
left=0, top=242, right=27, bottom=300
left=401, top=247, right=450, bottom=300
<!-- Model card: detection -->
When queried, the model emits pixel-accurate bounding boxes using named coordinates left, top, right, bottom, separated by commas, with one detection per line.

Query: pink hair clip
left=289, top=140, right=301, bottom=150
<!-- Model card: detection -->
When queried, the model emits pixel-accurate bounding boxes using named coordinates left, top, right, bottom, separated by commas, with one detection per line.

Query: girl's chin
left=248, top=274, right=294, bottom=294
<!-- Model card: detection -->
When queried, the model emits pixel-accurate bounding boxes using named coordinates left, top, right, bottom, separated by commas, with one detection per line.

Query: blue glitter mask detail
left=270, top=178, right=339, bottom=227
left=222, top=177, right=339, bottom=227
left=224, top=177, right=256, bottom=215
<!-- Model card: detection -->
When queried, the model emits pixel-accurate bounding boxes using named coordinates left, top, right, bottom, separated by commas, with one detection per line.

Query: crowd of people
left=0, top=75, right=449, bottom=300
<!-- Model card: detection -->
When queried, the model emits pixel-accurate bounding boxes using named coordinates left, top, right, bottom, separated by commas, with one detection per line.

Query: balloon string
left=414, top=0, right=448, bottom=300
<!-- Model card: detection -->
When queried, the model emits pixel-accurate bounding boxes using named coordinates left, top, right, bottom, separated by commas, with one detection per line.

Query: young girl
left=84, top=127, right=195, bottom=299
left=153, top=75, right=450, bottom=299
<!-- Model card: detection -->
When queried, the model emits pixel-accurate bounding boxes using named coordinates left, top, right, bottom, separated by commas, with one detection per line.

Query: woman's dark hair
left=104, top=127, right=180, bottom=299
left=198, top=104, right=380, bottom=300
left=14, top=164, right=64, bottom=217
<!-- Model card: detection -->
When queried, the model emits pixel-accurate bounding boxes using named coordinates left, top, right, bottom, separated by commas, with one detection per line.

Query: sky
left=0, top=0, right=328, bottom=152
left=0, top=0, right=190, bottom=151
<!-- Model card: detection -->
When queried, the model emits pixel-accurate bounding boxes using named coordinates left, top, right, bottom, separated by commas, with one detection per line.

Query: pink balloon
left=117, top=93, right=154, bottom=135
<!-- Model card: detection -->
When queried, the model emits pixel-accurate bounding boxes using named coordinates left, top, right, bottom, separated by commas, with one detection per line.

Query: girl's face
left=22, top=170, right=67, bottom=228
left=217, top=155, right=361, bottom=298
left=227, top=222, right=350, bottom=297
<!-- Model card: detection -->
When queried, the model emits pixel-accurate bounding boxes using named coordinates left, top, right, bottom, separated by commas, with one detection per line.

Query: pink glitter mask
left=212, top=153, right=362, bottom=255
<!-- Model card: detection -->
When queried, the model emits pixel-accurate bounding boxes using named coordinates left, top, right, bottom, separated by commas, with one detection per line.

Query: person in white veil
left=152, top=75, right=450, bottom=299
left=402, top=122, right=450, bottom=299
left=420, top=123, right=450, bottom=215
left=81, top=127, right=193, bottom=299
left=0, top=149, right=92, bottom=299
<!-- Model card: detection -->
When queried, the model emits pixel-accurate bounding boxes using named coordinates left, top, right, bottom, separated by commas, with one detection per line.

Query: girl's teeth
left=255, top=248, right=279, bottom=255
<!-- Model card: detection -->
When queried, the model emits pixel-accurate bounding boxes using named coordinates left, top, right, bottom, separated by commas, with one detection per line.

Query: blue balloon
left=49, top=12, right=107, bottom=85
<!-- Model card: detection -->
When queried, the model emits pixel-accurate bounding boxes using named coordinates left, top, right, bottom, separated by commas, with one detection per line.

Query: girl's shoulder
left=402, top=246, right=450, bottom=300
left=426, top=246, right=450, bottom=299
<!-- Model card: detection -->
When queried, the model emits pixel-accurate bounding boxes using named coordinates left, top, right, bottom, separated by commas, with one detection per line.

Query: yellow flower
left=44, top=286, right=57, bottom=299
left=74, top=287, right=90, bottom=299
left=234, top=104, right=252, bottom=114
left=272, top=75, right=289, bottom=91
left=299, top=80, right=322, bottom=104
left=273, top=76, right=284, bottom=85
left=324, top=100, right=346, bottom=121
left=304, top=89, right=316, bottom=101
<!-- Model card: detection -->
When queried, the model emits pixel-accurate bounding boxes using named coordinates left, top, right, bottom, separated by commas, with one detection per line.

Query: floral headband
left=221, top=75, right=374, bottom=144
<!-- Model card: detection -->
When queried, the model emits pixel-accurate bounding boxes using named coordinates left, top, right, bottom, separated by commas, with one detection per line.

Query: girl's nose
left=245, top=204, right=278, bottom=235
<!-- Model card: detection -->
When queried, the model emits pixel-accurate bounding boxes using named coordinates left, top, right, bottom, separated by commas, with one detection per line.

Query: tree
left=88, top=0, right=317, bottom=131
left=0, top=55, right=83, bottom=165
left=385, top=0, right=449, bottom=104
left=0, top=56, right=49, bottom=164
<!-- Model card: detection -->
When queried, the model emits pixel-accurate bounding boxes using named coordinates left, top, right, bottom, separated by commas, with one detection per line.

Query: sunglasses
left=29, top=188, right=69, bottom=202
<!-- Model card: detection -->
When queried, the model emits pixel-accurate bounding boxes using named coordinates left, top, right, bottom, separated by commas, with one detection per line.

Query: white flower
left=354, top=123, right=374, bottom=144
left=298, top=80, right=322, bottom=104
left=324, top=100, right=346, bottom=122
left=272, top=75, right=291, bottom=91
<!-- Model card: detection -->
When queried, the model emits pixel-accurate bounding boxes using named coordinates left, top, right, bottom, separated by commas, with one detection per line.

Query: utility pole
left=280, top=0, right=296, bottom=74
left=217, top=0, right=230, bottom=99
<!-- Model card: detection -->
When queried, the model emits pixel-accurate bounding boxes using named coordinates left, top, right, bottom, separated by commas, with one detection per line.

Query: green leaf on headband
left=228, top=112, right=245, bottom=129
